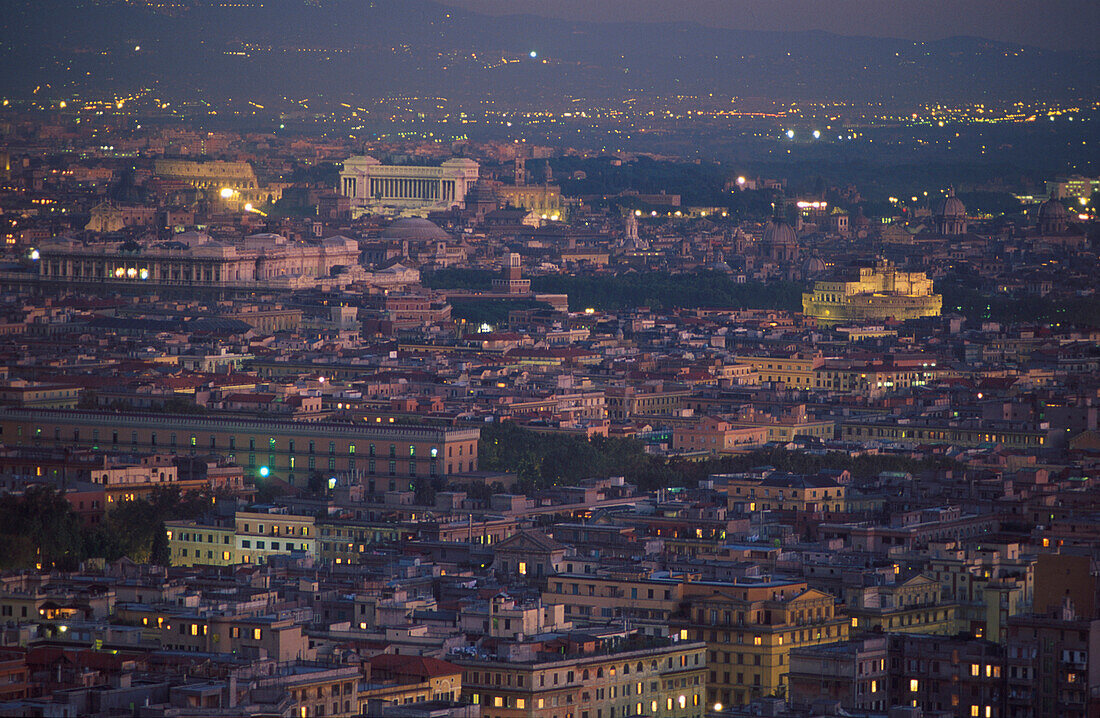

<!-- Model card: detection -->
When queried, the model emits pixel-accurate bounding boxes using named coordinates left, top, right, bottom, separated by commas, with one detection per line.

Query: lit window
left=910, top=679, right=919, bottom=692
left=253, top=628, right=262, bottom=640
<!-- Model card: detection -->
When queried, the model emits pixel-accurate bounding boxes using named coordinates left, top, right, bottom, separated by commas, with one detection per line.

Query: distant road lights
left=736, top=176, right=746, bottom=186
left=219, top=187, right=235, bottom=199
left=634, top=209, right=642, bottom=216
left=812, top=129, right=821, bottom=139
left=529, top=50, right=538, bottom=58
left=327, top=477, right=337, bottom=490
left=134, top=45, right=141, bottom=52
left=1079, top=197, right=1088, bottom=206
left=786, top=129, right=795, bottom=139
left=28, top=248, right=40, bottom=261
left=258, top=466, right=270, bottom=478
left=58, top=101, right=66, bottom=109
left=244, top=203, right=253, bottom=212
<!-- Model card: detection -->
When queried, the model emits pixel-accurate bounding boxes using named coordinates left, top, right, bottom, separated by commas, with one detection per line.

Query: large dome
left=763, top=219, right=797, bottom=245
left=381, top=217, right=450, bottom=241
left=1037, top=198, right=1069, bottom=221
left=935, top=190, right=966, bottom=218
left=802, top=256, right=827, bottom=276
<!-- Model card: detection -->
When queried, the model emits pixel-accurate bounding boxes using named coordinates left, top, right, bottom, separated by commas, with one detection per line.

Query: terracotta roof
left=367, top=653, right=462, bottom=678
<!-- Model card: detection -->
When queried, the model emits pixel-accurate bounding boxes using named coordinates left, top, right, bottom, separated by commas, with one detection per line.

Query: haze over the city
left=0, top=1, right=1097, bottom=718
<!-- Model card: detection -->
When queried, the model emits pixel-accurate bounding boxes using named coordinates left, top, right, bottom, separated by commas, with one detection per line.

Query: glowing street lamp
left=258, top=466, right=270, bottom=478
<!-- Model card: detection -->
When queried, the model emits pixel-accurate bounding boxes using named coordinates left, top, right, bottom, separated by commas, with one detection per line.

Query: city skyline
left=0, top=2, right=1097, bottom=717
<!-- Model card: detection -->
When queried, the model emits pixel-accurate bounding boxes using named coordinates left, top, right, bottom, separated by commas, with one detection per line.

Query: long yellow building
left=802, top=261, right=941, bottom=326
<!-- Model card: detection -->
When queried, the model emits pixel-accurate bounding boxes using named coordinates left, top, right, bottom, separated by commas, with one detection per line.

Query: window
left=252, top=628, right=262, bottom=640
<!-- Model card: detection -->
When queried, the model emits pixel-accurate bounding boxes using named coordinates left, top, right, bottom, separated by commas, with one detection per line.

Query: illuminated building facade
left=802, top=261, right=941, bottom=326
left=339, top=155, right=481, bottom=217
left=32, top=233, right=361, bottom=293
left=497, top=184, right=563, bottom=218
left=152, top=159, right=275, bottom=204
left=673, top=580, right=849, bottom=706
left=454, top=635, right=707, bottom=718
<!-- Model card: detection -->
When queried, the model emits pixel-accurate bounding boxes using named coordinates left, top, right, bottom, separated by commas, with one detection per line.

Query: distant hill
left=1, top=0, right=1095, bottom=107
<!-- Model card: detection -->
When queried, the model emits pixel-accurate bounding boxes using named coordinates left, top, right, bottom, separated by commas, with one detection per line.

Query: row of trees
left=424, top=269, right=806, bottom=314
left=938, top=275, right=1100, bottom=326
left=478, top=421, right=958, bottom=494
left=425, top=267, right=1100, bottom=326
left=0, top=485, right=218, bottom=571
left=530, top=272, right=804, bottom=313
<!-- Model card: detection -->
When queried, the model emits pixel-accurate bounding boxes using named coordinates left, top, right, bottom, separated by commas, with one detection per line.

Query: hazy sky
left=439, top=0, right=1100, bottom=51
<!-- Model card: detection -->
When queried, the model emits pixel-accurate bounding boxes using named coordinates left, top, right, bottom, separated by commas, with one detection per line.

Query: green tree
left=149, top=522, right=171, bottom=567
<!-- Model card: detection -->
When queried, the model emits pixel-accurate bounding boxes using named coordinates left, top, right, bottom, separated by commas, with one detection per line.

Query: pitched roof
left=367, top=653, right=462, bottom=678
left=494, top=529, right=566, bottom=553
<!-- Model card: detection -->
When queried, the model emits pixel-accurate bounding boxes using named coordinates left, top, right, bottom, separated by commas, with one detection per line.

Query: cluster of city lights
left=112, top=267, right=151, bottom=280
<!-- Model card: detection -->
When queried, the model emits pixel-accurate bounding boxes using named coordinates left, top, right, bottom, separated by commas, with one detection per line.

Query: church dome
left=1037, top=197, right=1069, bottom=221
left=802, top=256, right=827, bottom=276
left=381, top=217, right=450, bottom=241
left=935, top=190, right=966, bottom=218
left=762, top=219, right=797, bottom=245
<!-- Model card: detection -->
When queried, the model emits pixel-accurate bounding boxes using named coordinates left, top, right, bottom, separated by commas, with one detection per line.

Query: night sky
left=441, top=0, right=1100, bottom=51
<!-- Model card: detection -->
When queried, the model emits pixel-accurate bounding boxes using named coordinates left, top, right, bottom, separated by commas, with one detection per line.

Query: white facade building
left=338, top=155, right=480, bottom=217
